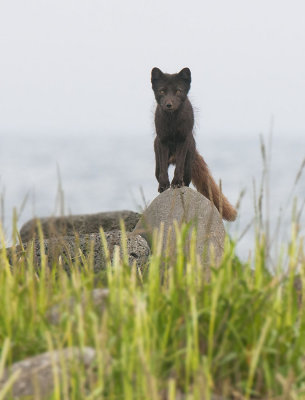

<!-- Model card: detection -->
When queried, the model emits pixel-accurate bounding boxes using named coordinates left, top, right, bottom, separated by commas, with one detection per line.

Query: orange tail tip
left=191, top=151, right=237, bottom=221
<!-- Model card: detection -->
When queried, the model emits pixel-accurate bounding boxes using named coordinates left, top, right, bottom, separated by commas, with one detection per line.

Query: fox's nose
left=166, top=103, right=173, bottom=109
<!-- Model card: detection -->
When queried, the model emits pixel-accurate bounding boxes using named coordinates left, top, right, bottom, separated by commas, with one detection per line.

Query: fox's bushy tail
left=191, top=150, right=237, bottom=221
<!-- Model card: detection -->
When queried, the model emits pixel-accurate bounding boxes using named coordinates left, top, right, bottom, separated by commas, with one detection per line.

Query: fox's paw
left=171, top=177, right=184, bottom=189
left=158, top=181, right=170, bottom=193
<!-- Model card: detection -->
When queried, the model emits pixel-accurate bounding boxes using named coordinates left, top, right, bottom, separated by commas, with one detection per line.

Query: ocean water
left=0, top=131, right=304, bottom=261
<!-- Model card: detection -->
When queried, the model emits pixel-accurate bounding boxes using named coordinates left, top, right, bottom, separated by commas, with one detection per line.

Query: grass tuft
left=0, top=208, right=305, bottom=398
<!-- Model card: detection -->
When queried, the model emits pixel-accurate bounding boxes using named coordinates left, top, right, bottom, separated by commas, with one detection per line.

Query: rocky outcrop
left=0, top=347, right=96, bottom=399
left=19, top=231, right=150, bottom=273
left=134, top=187, right=225, bottom=265
left=20, top=210, right=141, bottom=243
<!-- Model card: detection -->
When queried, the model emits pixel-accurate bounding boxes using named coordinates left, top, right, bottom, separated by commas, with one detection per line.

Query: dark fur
left=151, top=67, right=237, bottom=221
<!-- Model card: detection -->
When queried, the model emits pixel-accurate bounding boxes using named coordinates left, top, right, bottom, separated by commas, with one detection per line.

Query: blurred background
left=0, top=0, right=304, bottom=258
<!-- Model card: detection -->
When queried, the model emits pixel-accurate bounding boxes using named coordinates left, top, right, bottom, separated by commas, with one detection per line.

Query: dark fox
left=151, top=67, right=237, bottom=221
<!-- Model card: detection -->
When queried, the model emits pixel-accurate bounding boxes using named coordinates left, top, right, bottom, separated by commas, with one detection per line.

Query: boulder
left=12, top=231, right=150, bottom=274
left=134, top=187, right=225, bottom=265
left=0, top=347, right=96, bottom=399
left=20, top=210, right=141, bottom=243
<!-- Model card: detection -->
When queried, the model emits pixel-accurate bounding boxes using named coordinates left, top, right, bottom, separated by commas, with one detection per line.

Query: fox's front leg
left=171, top=139, right=190, bottom=188
left=154, top=137, right=170, bottom=193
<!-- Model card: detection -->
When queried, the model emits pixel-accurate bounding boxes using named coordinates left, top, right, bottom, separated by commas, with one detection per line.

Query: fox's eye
left=176, top=89, right=181, bottom=95
left=159, top=89, right=165, bottom=95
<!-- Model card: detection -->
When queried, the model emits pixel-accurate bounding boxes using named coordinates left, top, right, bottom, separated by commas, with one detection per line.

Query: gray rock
left=91, top=287, right=110, bottom=306
left=20, top=210, right=141, bottom=243
left=46, top=288, right=109, bottom=324
left=0, top=347, right=96, bottom=399
left=134, top=187, right=225, bottom=266
left=22, top=231, right=150, bottom=273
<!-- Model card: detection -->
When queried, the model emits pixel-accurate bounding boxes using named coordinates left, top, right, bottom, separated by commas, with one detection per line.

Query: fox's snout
left=160, top=96, right=179, bottom=112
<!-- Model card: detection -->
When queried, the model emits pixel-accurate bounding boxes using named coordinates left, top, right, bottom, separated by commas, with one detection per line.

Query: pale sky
left=0, top=0, right=305, bottom=137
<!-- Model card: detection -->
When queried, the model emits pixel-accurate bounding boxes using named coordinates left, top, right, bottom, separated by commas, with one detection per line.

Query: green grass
left=0, top=216, right=305, bottom=399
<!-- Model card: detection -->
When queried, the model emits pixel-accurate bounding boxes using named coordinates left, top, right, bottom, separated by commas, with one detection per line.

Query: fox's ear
left=178, top=67, right=191, bottom=83
left=151, top=67, right=163, bottom=83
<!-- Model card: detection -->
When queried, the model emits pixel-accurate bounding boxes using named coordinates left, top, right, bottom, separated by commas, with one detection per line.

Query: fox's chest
left=161, top=123, right=185, bottom=142
left=167, top=139, right=177, bottom=156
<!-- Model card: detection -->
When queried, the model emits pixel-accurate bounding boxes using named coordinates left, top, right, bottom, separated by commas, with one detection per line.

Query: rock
left=21, top=231, right=150, bottom=273
left=20, top=210, right=141, bottom=243
left=0, top=347, right=96, bottom=399
left=134, top=187, right=225, bottom=265
left=46, top=288, right=109, bottom=324
left=91, top=287, right=110, bottom=306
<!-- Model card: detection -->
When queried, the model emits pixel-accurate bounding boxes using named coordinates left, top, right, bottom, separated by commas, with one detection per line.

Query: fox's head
left=151, top=67, right=191, bottom=112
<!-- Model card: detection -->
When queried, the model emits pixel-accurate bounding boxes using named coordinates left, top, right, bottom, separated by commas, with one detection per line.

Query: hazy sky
left=1, top=0, right=305, bottom=137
